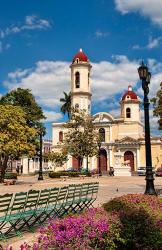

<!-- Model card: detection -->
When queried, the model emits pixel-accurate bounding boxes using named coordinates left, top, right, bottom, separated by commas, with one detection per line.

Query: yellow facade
left=52, top=49, right=162, bottom=174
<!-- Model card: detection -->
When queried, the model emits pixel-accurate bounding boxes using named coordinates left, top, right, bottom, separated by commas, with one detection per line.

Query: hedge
left=4, top=172, right=18, bottom=179
left=49, top=171, right=91, bottom=178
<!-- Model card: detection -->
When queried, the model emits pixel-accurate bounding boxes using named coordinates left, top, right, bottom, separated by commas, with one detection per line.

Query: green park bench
left=0, top=182, right=99, bottom=239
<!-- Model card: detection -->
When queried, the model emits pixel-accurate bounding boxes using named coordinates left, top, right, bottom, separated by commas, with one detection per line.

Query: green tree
left=0, top=105, right=37, bottom=182
left=0, top=88, right=46, bottom=156
left=46, top=151, right=68, bottom=170
left=62, top=108, right=99, bottom=171
left=151, top=82, right=162, bottom=130
left=60, top=92, right=71, bottom=119
left=0, top=88, right=45, bottom=128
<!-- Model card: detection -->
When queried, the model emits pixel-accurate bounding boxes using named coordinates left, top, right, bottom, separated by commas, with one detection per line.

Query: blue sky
left=0, top=0, right=162, bottom=138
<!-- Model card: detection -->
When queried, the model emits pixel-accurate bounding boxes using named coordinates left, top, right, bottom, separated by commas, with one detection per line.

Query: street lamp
left=97, top=141, right=101, bottom=176
left=38, top=127, right=45, bottom=181
left=138, top=61, right=156, bottom=195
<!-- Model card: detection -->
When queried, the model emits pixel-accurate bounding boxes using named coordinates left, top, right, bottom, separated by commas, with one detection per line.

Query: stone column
left=83, top=157, right=86, bottom=169
left=91, top=156, right=95, bottom=169
left=67, top=155, right=72, bottom=169
left=109, top=146, right=113, bottom=167
left=21, top=156, right=29, bottom=174
left=137, top=148, right=140, bottom=171
left=29, top=159, right=34, bottom=173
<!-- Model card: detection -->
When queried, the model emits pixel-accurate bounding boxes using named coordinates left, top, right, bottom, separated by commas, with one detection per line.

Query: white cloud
left=4, top=61, right=70, bottom=109
left=140, top=108, right=160, bottom=135
left=92, top=55, right=139, bottom=101
left=0, top=15, right=51, bottom=39
left=115, top=0, right=162, bottom=27
left=43, top=110, right=63, bottom=122
left=95, top=30, right=109, bottom=38
left=132, top=44, right=140, bottom=50
left=147, top=36, right=162, bottom=49
left=149, top=72, right=162, bottom=98
left=0, top=41, right=11, bottom=53
left=132, top=36, right=162, bottom=50
left=23, top=15, right=51, bottom=30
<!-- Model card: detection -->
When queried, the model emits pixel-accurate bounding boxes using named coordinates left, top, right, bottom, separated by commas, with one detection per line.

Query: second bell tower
left=70, top=48, right=92, bottom=113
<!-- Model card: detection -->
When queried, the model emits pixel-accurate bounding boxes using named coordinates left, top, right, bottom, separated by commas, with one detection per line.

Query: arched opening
left=126, top=108, right=131, bottom=118
left=75, top=103, right=79, bottom=109
left=59, top=131, right=63, bottom=142
left=99, top=128, right=105, bottom=142
left=98, top=149, right=107, bottom=173
left=124, top=151, right=134, bottom=171
left=75, top=72, right=80, bottom=88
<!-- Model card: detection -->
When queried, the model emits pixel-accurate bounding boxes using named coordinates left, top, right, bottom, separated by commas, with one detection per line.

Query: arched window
left=88, top=72, right=90, bottom=86
left=75, top=72, right=80, bottom=88
left=75, top=103, right=79, bottom=109
left=126, top=108, right=131, bottom=118
left=99, top=128, right=105, bottom=142
left=59, top=131, right=63, bottom=142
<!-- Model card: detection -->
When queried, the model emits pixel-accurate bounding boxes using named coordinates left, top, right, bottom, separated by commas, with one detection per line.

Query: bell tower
left=120, top=85, right=141, bottom=122
left=70, top=48, right=92, bottom=113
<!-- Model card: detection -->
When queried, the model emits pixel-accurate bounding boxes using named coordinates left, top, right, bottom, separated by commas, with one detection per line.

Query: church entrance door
left=72, top=156, right=79, bottom=170
left=98, top=149, right=107, bottom=174
left=124, top=151, right=134, bottom=172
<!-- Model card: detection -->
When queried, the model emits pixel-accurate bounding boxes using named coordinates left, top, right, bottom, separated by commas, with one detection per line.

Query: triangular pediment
left=116, top=136, right=138, bottom=143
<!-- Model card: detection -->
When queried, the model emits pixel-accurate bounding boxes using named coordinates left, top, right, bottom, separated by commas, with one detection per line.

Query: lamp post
left=138, top=62, right=156, bottom=195
left=97, top=141, right=101, bottom=176
left=38, top=128, right=45, bottom=181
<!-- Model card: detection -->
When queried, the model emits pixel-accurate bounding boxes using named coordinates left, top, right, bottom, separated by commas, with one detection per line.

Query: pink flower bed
left=7, top=194, right=162, bottom=250
left=33, top=208, right=121, bottom=250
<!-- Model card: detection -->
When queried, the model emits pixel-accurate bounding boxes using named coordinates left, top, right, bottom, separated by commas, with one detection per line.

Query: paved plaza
left=1, top=175, right=162, bottom=249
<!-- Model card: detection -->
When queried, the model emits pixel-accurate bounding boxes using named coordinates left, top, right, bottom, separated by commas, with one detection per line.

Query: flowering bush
left=8, top=208, right=121, bottom=250
left=9, top=194, right=162, bottom=250
left=33, top=208, right=121, bottom=250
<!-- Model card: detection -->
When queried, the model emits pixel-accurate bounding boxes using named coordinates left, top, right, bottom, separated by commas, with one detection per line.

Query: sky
left=0, top=0, right=162, bottom=139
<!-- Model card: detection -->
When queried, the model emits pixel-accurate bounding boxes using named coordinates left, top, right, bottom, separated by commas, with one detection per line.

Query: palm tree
left=60, top=92, right=71, bottom=119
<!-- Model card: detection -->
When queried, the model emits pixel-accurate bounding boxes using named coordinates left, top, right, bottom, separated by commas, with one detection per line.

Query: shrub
left=49, top=171, right=91, bottom=178
left=103, top=194, right=162, bottom=249
left=49, top=171, right=80, bottom=178
left=80, top=168, right=91, bottom=176
left=4, top=172, right=17, bottom=179
left=16, top=208, right=122, bottom=250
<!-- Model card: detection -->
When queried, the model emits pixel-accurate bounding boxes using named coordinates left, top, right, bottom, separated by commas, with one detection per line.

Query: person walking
left=109, top=167, right=114, bottom=176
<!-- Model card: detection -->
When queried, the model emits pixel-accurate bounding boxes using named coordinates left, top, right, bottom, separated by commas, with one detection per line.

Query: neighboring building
left=12, top=139, right=53, bottom=174
left=52, top=49, right=162, bottom=175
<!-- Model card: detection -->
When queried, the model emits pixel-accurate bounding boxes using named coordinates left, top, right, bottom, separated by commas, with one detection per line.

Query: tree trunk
left=86, top=156, right=88, bottom=172
left=0, top=156, right=8, bottom=183
left=79, top=157, right=83, bottom=171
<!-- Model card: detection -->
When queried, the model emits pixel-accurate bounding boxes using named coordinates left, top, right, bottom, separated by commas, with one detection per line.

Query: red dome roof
left=73, top=48, right=89, bottom=62
left=122, top=85, right=138, bottom=101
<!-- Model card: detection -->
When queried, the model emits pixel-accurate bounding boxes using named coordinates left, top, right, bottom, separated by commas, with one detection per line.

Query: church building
left=52, top=49, right=162, bottom=175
